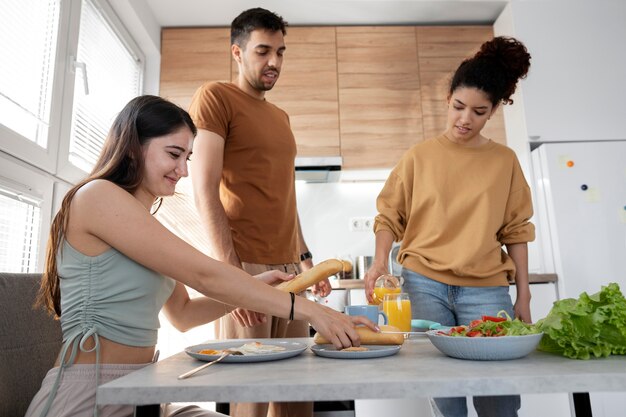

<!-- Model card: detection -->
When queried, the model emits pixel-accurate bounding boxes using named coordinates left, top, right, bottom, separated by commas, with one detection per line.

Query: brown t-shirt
left=189, top=82, right=299, bottom=264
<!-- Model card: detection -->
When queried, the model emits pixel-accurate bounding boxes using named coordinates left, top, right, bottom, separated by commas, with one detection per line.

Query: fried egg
left=236, top=342, right=287, bottom=355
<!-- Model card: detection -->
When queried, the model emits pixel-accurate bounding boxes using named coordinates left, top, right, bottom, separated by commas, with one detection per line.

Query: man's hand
left=311, top=278, right=331, bottom=298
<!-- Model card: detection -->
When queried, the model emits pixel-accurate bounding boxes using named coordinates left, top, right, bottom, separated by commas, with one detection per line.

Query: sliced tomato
left=449, top=326, right=466, bottom=335
left=469, top=319, right=483, bottom=328
left=482, top=315, right=507, bottom=322
left=465, top=330, right=483, bottom=337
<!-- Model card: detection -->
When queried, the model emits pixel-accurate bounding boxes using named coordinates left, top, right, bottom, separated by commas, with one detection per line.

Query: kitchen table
left=97, top=337, right=626, bottom=417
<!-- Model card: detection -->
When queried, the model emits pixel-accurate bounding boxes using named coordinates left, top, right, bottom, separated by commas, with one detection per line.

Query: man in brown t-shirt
left=188, top=8, right=330, bottom=417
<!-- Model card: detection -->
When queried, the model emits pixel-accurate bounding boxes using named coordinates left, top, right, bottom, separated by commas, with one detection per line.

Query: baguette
left=313, top=324, right=405, bottom=345
left=275, top=259, right=351, bottom=294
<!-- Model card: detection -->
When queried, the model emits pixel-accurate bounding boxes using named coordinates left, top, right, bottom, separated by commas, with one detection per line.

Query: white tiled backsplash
left=296, top=181, right=385, bottom=264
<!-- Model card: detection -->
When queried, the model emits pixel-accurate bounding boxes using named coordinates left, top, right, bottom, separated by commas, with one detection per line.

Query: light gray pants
left=25, top=363, right=226, bottom=417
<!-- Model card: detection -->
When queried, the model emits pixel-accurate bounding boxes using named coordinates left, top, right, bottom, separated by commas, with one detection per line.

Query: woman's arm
left=162, top=282, right=228, bottom=332
left=162, top=270, right=295, bottom=332
left=71, top=180, right=373, bottom=348
left=506, top=242, right=532, bottom=323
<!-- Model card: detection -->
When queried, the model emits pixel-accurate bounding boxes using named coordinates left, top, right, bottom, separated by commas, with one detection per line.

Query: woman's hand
left=230, top=270, right=296, bottom=327
left=364, top=261, right=389, bottom=304
left=229, top=308, right=266, bottom=327
left=308, top=302, right=379, bottom=349
left=513, top=292, right=532, bottom=323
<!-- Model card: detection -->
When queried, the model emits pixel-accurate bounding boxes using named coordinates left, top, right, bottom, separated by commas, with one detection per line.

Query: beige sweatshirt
left=374, top=135, right=535, bottom=287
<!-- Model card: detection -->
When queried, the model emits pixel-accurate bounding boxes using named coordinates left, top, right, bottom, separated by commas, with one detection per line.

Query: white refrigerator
left=530, top=141, right=626, bottom=417
left=531, top=140, right=626, bottom=300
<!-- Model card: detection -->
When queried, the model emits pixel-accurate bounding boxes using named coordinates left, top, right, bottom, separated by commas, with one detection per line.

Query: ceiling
left=144, top=0, right=508, bottom=27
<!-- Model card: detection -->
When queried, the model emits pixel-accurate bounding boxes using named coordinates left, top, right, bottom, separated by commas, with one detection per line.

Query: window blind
left=0, top=0, right=60, bottom=148
left=68, top=0, right=142, bottom=173
left=0, top=186, right=42, bottom=273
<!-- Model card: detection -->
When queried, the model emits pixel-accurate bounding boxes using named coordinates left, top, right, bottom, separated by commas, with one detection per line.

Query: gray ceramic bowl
left=426, top=330, right=544, bottom=361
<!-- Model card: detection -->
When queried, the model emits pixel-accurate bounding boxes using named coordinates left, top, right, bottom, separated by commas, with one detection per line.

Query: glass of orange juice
left=382, top=293, right=412, bottom=332
left=370, top=274, right=403, bottom=306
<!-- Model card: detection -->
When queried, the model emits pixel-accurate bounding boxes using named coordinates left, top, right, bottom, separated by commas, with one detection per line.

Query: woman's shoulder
left=72, top=180, right=137, bottom=212
left=488, top=141, right=520, bottom=161
left=402, top=136, right=442, bottom=159
left=75, top=179, right=123, bottom=197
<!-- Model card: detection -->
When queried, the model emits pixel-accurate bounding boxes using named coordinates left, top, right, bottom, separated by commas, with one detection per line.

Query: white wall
left=503, top=0, right=626, bottom=143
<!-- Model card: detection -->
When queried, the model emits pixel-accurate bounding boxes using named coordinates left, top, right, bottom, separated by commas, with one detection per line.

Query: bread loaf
left=275, top=259, right=351, bottom=294
left=313, top=324, right=405, bottom=345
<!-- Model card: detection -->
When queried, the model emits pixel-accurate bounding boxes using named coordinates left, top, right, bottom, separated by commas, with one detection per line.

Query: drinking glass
left=370, top=274, right=403, bottom=306
left=382, top=292, right=412, bottom=332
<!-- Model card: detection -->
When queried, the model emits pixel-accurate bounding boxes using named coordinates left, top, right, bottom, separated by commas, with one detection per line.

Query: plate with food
left=185, top=340, right=308, bottom=363
left=310, top=344, right=401, bottom=359
left=425, top=312, right=543, bottom=361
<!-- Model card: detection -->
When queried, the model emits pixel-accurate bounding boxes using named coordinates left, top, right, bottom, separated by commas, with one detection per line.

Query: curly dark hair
left=231, top=7, right=288, bottom=47
left=449, top=36, right=531, bottom=105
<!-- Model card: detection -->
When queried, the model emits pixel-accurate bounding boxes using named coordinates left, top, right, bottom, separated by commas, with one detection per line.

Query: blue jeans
left=402, top=268, right=521, bottom=417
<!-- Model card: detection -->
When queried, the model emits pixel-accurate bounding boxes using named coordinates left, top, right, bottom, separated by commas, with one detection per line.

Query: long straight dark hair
left=36, top=95, right=196, bottom=317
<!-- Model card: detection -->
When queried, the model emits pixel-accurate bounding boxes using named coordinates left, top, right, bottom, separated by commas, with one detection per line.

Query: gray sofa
left=0, top=273, right=62, bottom=417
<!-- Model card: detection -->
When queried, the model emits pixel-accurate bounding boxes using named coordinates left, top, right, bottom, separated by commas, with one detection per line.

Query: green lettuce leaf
left=535, top=283, right=626, bottom=359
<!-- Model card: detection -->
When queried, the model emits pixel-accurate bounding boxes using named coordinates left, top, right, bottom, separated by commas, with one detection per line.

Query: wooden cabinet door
left=263, top=27, right=341, bottom=157
left=160, top=28, right=231, bottom=110
left=337, top=26, right=423, bottom=169
left=417, top=26, right=506, bottom=144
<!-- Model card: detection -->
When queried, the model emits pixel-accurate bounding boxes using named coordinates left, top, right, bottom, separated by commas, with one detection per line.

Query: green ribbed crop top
left=38, top=240, right=175, bottom=417
left=58, top=240, right=175, bottom=346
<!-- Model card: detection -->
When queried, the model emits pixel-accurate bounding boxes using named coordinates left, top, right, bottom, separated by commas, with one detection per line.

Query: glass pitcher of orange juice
left=382, top=292, right=412, bottom=332
left=370, top=274, right=403, bottom=306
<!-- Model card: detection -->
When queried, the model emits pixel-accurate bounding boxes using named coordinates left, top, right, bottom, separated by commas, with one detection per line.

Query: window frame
left=55, top=0, right=146, bottom=184
left=0, top=0, right=71, bottom=174
left=0, top=154, right=56, bottom=272
left=0, top=0, right=150, bottom=272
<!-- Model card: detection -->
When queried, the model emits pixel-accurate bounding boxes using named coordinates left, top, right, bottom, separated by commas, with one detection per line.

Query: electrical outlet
left=349, top=217, right=374, bottom=232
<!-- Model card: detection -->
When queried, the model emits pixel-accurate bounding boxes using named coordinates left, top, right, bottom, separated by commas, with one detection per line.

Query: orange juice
left=371, top=286, right=401, bottom=305
left=383, top=294, right=411, bottom=332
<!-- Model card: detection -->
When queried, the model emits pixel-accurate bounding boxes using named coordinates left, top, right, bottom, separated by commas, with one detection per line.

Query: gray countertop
left=331, top=273, right=558, bottom=290
left=97, top=336, right=626, bottom=406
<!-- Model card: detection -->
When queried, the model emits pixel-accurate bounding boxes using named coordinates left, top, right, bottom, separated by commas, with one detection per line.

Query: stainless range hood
left=295, top=156, right=342, bottom=183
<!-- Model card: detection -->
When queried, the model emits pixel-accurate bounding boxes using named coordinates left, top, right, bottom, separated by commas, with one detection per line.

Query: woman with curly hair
left=365, top=37, right=534, bottom=417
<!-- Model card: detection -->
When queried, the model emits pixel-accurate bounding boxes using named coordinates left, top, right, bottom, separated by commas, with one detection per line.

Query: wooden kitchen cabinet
left=417, top=26, right=506, bottom=144
left=337, top=26, right=423, bottom=169
left=159, top=24, right=506, bottom=169
left=264, top=27, right=341, bottom=157
left=160, top=28, right=231, bottom=110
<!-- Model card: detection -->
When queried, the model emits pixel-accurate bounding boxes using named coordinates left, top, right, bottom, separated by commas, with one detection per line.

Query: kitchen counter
left=331, top=273, right=558, bottom=290
left=97, top=336, right=625, bottom=416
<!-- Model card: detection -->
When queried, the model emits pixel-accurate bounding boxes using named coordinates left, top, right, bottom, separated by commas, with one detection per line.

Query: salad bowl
left=426, top=330, right=544, bottom=360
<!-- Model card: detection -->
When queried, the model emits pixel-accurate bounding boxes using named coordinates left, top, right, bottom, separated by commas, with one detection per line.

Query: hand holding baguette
left=313, top=324, right=405, bottom=346
left=275, top=259, right=352, bottom=293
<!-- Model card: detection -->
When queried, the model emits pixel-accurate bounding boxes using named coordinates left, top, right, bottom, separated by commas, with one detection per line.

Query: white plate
left=426, top=330, right=544, bottom=361
left=185, top=340, right=308, bottom=363
left=310, top=344, right=402, bottom=359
